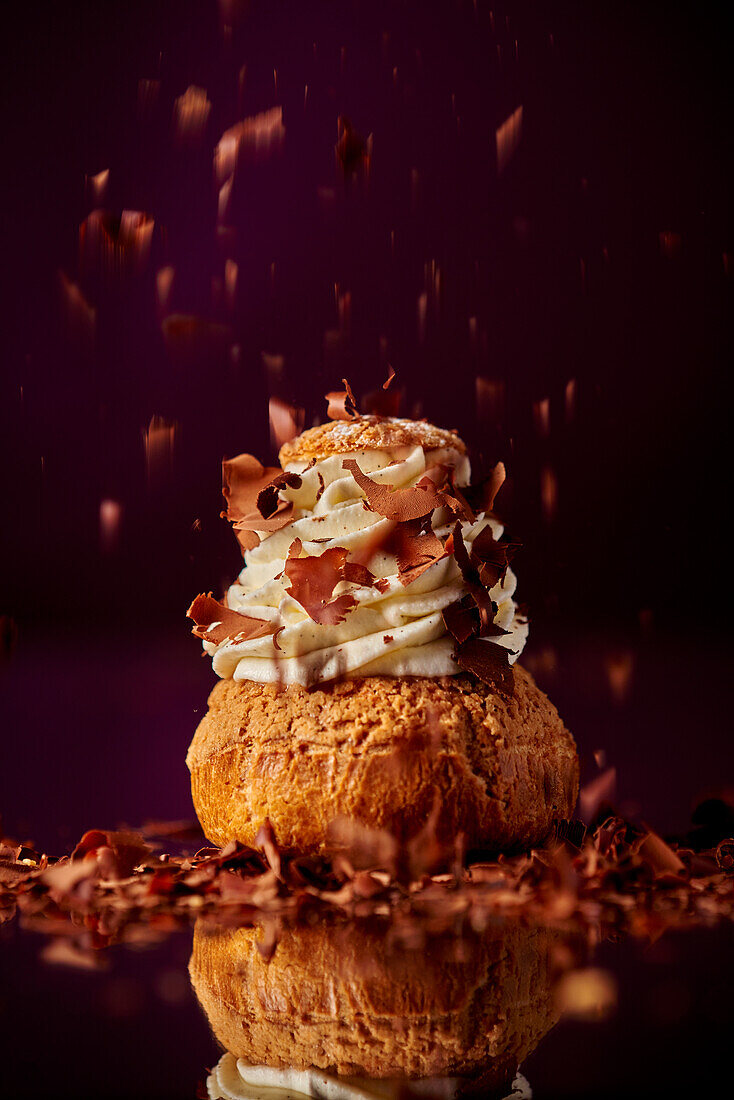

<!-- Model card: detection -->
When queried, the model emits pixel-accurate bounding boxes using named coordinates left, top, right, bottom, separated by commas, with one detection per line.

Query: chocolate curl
left=187, top=594, right=275, bottom=646
left=448, top=523, right=496, bottom=635
left=383, top=364, right=396, bottom=389
left=455, top=636, right=514, bottom=694
left=256, top=471, right=302, bottom=520
left=325, top=377, right=359, bottom=420
left=387, top=519, right=446, bottom=585
left=222, top=453, right=294, bottom=551
left=283, top=539, right=373, bottom=625
left=342, top=459, right=446, bottom=522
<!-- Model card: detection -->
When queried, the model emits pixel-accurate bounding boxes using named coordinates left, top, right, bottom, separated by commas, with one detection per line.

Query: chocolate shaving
left=448, top=523, right=496, bottom=634
left=442, top=596, right=480, bottom=644
left=383, top=365, right=396, bottom=389
left=325, top=378, right=358, bottom=420
left=256, top=471, right=303, bottom=520
left=455, top=636, right=514, bottom=694
left=268, top=396, right=305, bottom=448
left=464, top=462, right=506, bottom=515
left=222, top=453, right=294, bottom=551
left=284, top=539, right=373, bottom=624
left=187, top=594, right=274, bottom=646
left=386, top=519, right=446, bottom=585
left=342, top=459, right=446, bottom=522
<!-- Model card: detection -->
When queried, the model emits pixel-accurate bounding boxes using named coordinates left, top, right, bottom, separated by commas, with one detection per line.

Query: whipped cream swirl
left=204, top=444, right=528, bottom=687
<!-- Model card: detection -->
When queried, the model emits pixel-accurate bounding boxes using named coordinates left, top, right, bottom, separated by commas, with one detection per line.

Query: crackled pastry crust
left=278, top=415, right=466, bottom=468
left=189, top=919, right=560, bottom=1079
left=186, top=665, right=578, bottom=854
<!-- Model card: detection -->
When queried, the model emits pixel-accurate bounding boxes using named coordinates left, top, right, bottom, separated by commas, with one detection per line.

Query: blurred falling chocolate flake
left=143, top=416, right=177, bottom=492
left=79, top=209, right=155, bottom=280
left=496, top=105, right=523, bottom=175
left=215, top=107, right=285, bottom=180
left=269, top=396, right=305, bottom=450
left=173, top=85, right=212, bottom=145
left=335, top=116, right=373, bottom=178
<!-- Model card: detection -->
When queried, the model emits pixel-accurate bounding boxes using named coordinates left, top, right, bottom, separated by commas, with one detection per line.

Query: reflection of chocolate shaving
left=342, top=459, right=446, bottom=521
left=284, top=539, right=373, bottom=624
left=187, top=594, right=274, bottom=646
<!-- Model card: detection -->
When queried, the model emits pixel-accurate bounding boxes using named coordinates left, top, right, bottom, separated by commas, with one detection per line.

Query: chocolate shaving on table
left=71, top=829, right=152, bottom=878
left=256, top=470, right=303, bottom=519
left=342, top=458, right=447, bottom=521
left=187, top=594, right=275, bottom=646
left=455, top=636, right=514, bottom=694
left=221, top=452, right=294, bottom=551
left=2, top=807, right=733, bottom=945
left=283, top=539, right=374, bottom=625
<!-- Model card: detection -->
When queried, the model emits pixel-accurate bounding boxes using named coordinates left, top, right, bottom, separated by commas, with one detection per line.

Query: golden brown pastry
left=187, top=667, right=578, bottom=853
left=187, top=409, right=578, bottom=854
left=189, top=917, right=560, bottom=1081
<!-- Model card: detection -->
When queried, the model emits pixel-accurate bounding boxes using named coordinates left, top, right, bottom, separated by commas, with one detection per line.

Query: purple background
left=1, top=0, right=732, bottom=849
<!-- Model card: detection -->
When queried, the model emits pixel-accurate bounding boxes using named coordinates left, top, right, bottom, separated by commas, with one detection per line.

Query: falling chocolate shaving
left=383, top=365, right=396, bottom=389
left=284, top=539, right=372, bottom=624
left=256, top=471, right=303, bottom=519
left=325, top=378, right=358, bottom=420
left=187, top=594, right=274, bottom=646
left=464, top=462, right=506, bottom=515
left=342, top=459, right=447, bottom=522
left=335, top=117, right=368, bottom=176
left=268, top=396, right=305, bottom=448
left=455, top=637, right=514, bottom=694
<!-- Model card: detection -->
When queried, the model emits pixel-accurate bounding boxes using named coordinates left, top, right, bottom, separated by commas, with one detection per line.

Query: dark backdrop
left=1, top=1, right=732, bottom=848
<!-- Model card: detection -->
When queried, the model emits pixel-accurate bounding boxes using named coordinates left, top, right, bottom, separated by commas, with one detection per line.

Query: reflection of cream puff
left=187, top=415, right=578, bottom=854
left=189, top=918, right=559, bottom=1087
left=206, top=1058, right=532, bottom=1100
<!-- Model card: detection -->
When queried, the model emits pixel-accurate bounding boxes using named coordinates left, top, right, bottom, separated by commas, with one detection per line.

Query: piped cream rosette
left=204, top=444, right=528, bottom=688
